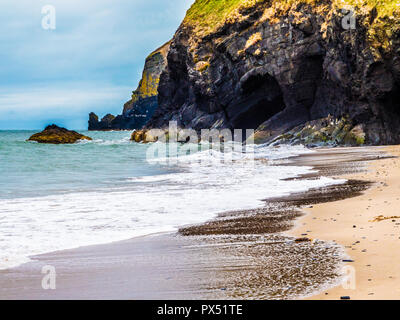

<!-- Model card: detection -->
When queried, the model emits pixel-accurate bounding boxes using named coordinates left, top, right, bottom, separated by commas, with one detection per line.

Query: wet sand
left=289, top=146, right=400, bottom=300
left=0, top=146, right=394, bottom=299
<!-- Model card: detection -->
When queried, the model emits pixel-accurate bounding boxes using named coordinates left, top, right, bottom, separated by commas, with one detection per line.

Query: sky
left=0, top=0, right=193, bottom=130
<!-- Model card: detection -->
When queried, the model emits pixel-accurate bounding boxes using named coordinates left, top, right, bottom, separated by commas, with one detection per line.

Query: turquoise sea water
left=0, top=130, right=344, bottom=270
left=0, top=130, right=167, bottom=199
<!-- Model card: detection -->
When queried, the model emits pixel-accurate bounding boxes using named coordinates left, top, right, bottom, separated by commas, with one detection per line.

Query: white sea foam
left=77, top=136, right=132, bottom=145
left=0, top=144, right=344, bottom=270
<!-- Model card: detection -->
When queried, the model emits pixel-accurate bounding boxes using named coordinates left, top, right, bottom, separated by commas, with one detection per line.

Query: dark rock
left=142, top=1, right=400, bottom=146
left=88, top=113, right=118, bottom=131
left=340, top=296, right=351, bottom=300
left=88, top=112, right=99, bottom=130
left=261, top=115, right=366, bottom=147
left=295, top=237, right=312, bottom=243
left=28, top=125, right=92, bottom=144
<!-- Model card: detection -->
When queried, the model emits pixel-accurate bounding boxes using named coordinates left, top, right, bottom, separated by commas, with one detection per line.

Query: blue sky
left=0, top=0, right=193, bottom=130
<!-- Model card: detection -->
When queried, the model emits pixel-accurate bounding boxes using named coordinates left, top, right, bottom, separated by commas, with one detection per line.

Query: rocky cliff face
left=88, top=41, right=170, bottom=130
left=144, top=0, right=400, bottom=146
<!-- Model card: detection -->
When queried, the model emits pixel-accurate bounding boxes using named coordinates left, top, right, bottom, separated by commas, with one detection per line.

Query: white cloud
left=0, top=84, right=132, bottom=129
left=0, top=84, right=131, bottom=113
left=0, top=0, right=194, bottom=129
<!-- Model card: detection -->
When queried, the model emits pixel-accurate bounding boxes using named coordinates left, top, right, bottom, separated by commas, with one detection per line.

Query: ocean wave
left=77, top=137, right=132, bottom=145
left=0, top=143, right=344, bottom=270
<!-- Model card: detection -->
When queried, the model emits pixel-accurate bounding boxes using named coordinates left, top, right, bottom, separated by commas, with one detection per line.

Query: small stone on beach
left=295, top=237, right=312, bottom=243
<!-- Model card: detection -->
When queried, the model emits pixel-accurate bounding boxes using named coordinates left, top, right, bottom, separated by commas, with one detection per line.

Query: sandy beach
left=0, top=145, right=398, bottom=300
left=2, top=0, right=400, bottom=304
left=290, top=145, right=400, bottom=300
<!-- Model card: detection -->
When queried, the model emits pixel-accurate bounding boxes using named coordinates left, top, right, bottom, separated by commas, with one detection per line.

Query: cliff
left=88, top=41, right=171, bottom=131
left=143, top=0, right=400, bottom=146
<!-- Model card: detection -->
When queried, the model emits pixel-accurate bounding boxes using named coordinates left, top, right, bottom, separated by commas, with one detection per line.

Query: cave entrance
left=229, top=73, right=286, bottom=131
left=387, top=83, right=400, bottom=117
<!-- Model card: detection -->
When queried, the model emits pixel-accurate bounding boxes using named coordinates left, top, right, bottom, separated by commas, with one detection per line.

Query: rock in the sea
left=130, top=129, right=166, bottom=143
left=88, top=112, right=100, bottom=130
left=131, top=130, right=146, bottom=143
left=28, top=125, right=92, bottom=144
left=88, top=112, right=117, bottom=131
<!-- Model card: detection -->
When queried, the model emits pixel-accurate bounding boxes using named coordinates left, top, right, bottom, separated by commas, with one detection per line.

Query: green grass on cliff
left=347, top=0, right=399, bottom=16
left=184, top=0, right=400, bottom=37
left=184, top=0, right=260, bottom=35
left=185, top=0, right=243, bottom=23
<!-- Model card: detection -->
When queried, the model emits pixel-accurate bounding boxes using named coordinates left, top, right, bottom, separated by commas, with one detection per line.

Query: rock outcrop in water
left=28, top=125, right=92, bottom=144
left=88, top=113, right=115, bottom=131
left=139, top=0, right=400, bottom=146
left=88, top=41, right=171, bottom=131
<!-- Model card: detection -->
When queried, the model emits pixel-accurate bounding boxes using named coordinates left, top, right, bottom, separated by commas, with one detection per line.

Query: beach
left=0, top=145, right=398, bottom=300
left=292, top=146, right=400, bottom=300
left=1, top=0, right=400, bottom=304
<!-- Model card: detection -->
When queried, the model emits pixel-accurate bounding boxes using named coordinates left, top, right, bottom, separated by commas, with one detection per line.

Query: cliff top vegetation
left=184, top=0, right=400, bottom=48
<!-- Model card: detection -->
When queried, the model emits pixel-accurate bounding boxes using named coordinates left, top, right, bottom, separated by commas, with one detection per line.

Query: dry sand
left=289, top=146, right=400, bottom=300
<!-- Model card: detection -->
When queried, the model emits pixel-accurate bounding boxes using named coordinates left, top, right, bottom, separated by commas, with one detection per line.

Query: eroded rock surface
left=143, top=0, right=400, bottom=145
left=28, top=125, right=92, bottom=144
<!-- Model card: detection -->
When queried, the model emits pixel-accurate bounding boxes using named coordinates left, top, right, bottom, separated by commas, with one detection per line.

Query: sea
left=0, top=130, right=344, bottom=270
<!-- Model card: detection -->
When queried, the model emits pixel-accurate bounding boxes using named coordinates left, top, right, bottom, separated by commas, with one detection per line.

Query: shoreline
left=289, top=145, right=400, bottom=300
left=0, top=146, right=395, bottom=299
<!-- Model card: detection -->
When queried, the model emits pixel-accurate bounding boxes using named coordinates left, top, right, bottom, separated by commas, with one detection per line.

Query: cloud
left=0, top=84, right=132, bottom=129
left=0, top=0, right=193, bottom=129
left=0, top=0, right=192, bottom=85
